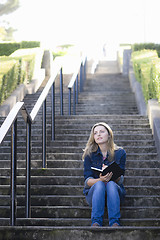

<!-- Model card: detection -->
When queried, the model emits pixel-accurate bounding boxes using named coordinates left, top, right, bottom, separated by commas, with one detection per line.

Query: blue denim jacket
left=83, top=147, right=126, bottom=195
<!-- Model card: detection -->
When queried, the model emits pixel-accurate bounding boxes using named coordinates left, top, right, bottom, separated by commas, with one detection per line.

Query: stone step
left=0, top=175, right=159, bottom=186
left=2, top=119, right=151, bottom=127
left=2, top=127, right=152, bottom=135
left=1, top=115, right=147, bottom=125
left=0, top=206, right=159, bottom=219
left=0, top=145, right=157, bottom=154
left=0, top=140, right=155, bottom=148
left=0, top=196, right=159, bottom=212
left=20, top=217, right=160, bottom=227
left=0, top=226, right=159, bottom=240
left=2, top=134, right=154, bottom=142
left=0, top=159, right=159, bottom=169
left=0, top=114, right=150, bottom=121
left=76, top=110, right=139, bottom=115
left=0, top=217, right=159, bottom=227
left=55, top=134, right=154, bottom=141
left=1, top=124, right=152, bottom=134
left=0, top=152, right=158, bottom=161
left=0, top=167, right=159, bottom=177
left=0, top=118, right=151, bottom=128
left=0, top=184, right=159, bottom=197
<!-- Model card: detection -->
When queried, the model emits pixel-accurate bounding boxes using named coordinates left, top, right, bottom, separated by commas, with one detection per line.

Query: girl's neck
left=99, top=144, right=108, bottom=157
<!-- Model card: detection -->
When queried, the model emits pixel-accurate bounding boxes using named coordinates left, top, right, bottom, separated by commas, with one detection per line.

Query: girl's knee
left=106, top=181, right=118, bottom=193
left=94, top=181, right=105, bottom=192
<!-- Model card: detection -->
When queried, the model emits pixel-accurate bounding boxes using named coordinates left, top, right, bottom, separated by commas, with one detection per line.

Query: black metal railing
left=0, top=102, right=27, bottom=226
left=68, top=56, right=87, bottom=115
left=0, top=52, right=87, bottom=226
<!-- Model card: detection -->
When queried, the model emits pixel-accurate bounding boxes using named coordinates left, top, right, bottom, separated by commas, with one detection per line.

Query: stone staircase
left=0, top=60, right=160, bottom=239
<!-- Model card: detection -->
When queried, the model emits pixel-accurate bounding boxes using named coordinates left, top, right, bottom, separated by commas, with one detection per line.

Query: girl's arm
left=87, top=172, right=113, bottom=187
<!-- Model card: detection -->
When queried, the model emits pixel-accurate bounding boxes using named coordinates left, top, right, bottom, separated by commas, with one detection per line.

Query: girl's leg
left=86, top=181, right=106, bottom=226
left=106, top=181, right=125, bottom=226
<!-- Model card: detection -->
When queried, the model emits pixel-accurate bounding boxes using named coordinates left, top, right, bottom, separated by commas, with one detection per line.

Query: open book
left=91, top=162, right=124, bottom=181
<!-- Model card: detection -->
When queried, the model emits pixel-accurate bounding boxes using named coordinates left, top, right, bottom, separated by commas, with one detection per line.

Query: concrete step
left=0, top=166, right=159, bottom=177
left=0, top=152, right=158, bottom=161
left=0, top=145, right=157, bottom=154
left=1, top=175, right=160, bottom=186
left=0, top=205, right=159, bottom=219
left=0, top=217, right=160, bottom=227
left=0, top=185, right=159, bottom=197
left=0, top=159, right=159, bottom=169
left=1, top=123, right=152, bottom=132
left=0, top=140, right=155, bottom=149
left=0, top=226, right=159, bottom=240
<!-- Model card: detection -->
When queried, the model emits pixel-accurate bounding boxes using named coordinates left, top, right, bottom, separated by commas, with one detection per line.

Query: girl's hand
left=100, top=172, right=113, bottom=183
left=102, top=164, right=107, bottom=170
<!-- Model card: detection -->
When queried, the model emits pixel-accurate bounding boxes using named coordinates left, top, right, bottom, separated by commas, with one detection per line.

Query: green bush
left=132, top=49, right=160, bottom=103
left=0, top=48, right=37, bottom=105
left=0, top=41, right=40, bottom=56
left=20, top=41, right=40, bottom=49
left=0, top=57, right=20, bottom=103
left=132, top=43, right=160, bottom=58
left=52, top=44, right=74, bottom=59
left=0, top=43, right=20, bottom=56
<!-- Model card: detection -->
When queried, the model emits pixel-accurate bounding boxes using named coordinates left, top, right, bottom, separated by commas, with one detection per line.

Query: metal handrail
left=30, top=59, right=62, bottom=121
left=0, top=101, right=29, bottom=226
left=68, top=56, right=87, bottom=115
left=0, top=102, right=24, bottom=144
left=0, top=56, right=63, bottom=225
left=0, top=52, right=87, bottom=226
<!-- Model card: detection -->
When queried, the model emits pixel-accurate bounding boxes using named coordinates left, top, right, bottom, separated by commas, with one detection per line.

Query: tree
left=0, top=0, right=19, bottom=16
left=0, top=27, right=7, bottom=41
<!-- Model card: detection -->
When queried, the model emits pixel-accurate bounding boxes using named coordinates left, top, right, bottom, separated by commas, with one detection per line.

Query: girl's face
left=93, top=125, right=109, bottom=145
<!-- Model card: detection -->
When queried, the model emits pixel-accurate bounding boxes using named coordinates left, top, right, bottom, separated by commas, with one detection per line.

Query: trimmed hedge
left=20, top=41, right=40, bottom=49
left=0, top=48, right=37, bottom=105
left=132, top=49, right=160, bottom=103
left=52, top=44, right=74, bottom=59
left=0, top=41, right=40, bottom=56
left=132, top=43, right=160, bottom=58
left=0, top=43, right=20, bottom=56
left=0, top=57, right=20, bottom=104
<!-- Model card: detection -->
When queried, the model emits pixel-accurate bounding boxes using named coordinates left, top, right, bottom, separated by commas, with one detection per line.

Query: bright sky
left=1, top=0, right=160, bottom=57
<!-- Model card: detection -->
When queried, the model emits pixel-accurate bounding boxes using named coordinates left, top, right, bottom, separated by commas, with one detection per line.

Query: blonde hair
left=82, top=122, right=119, bottom=162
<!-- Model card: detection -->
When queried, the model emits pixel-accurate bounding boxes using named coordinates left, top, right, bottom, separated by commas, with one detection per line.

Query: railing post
left=51, top=82, right=55, bottom=141
left=84, top=58, right=87, bottom=82
left=60, top=67, right=63, bottom=115
left=76, top=74, right=78, bottom=104
left=10, top=118, right=17, bottom=226
left=73, top=81, right=76, bottom=115
left=68, top=88, right=71, bottom=115
left=26, top=117, right=31, bottom=218
left=42, top=99, right=47, bottom=168
left=80, top=63, right=83, bottom=92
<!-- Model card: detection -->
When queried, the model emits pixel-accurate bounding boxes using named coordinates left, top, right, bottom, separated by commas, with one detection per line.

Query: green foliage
left=0, top=43, right=20, bottom=56
left=52, top=50, right=67, bottom=59
left=0, top=41, right=40, bottom=56
left=132, top=43, right=160, bottom=58
left=0, top=48, right=37, bottom=105
left=52, top=44, right=74, bottom=59
left=132, top=49, right=160, bottom=103
left=0, top=57, right=19, bottom=104
left=20, top=41, right=40, bottom=49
